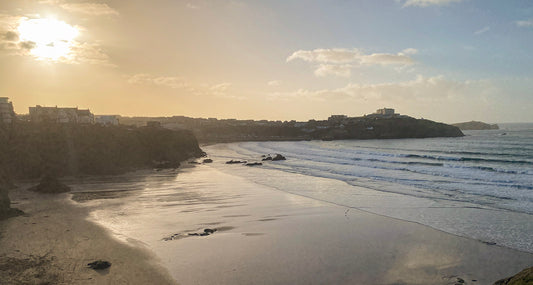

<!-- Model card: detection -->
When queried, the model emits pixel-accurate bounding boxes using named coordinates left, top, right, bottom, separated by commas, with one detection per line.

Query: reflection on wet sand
left=68, top=165, right=533, bottom=285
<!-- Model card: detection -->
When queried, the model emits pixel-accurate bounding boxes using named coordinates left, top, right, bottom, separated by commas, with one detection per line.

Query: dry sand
left=0, top=188, right=176, bottom=285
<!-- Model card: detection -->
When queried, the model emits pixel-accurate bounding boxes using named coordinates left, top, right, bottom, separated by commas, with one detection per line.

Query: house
left=77, top=109, right=94, bottom=124
left=29, top=105, right=94, bottom=124
left=375, top=108, right=395, bottom=116
left=95, top=115, right=120, bottom=126
left=0, top=97, right=15, bottom=124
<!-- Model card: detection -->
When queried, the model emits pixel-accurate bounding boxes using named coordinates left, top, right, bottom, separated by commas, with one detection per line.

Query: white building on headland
left=29, top=105, right=94, bottom=124
left=375, top=108, right=395, bottom=116
left=0, top=97, right=15, bottom=124
left=95, top=115, right=120, bottom=126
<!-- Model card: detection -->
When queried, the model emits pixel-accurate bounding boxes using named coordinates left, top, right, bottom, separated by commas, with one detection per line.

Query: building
left=95, top=115, right=120, bottom=126
left=77, top=109, right=95, bottom=124
left=375, top=108, right=395, bottom=116
left=29, top=105, right=94, bottom=124
left=328, top=115, right=348, bottom=124
left=0, top=97, right=15, bottom=124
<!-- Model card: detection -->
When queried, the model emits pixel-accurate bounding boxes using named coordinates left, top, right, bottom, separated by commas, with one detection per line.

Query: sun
left=17, top=18, right=79, bottom=61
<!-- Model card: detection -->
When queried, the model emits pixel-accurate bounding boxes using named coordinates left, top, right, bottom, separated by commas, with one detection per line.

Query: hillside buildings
left=95, top=115, right=120, bottom=126
left=29, top=105, right=94, bottom=124
left=0, top=97, right=15, bottom=124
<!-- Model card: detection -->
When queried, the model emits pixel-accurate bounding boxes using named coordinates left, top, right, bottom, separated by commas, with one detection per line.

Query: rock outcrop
left=494, top=266, right=533, bottom=285
left=28, top=175, right=71, bottom=194
left=0, top=122, right=204, bottom=179
left=453, top=121, right=499, bottom=130
left=0, top=171, right=22, bottom=220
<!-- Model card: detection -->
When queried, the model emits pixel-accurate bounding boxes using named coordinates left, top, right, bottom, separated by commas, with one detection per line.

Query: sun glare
left=17, top=18, right=79, bottom=61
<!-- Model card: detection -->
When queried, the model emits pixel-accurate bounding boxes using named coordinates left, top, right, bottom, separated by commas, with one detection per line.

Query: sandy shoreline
left=1, top=166, right=532, bottom=285
left=0, top=188, right=176, bottom=285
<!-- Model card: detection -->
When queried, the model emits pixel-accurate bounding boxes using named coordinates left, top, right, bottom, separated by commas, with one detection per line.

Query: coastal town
left=0, top=97, right=464, bottom=142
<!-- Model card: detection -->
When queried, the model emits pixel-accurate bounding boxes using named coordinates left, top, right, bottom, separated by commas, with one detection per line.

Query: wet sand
left=0, top=188, right=176, bottom=285
left=147, top=166, right=533, bottom=285
left=1, top=166, right=532, bottom=285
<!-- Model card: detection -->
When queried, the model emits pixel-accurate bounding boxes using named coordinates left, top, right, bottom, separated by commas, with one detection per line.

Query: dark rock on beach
left=0, top=171, right=23, bottom=219
left=187, top=228, right=218, bottom=237
left=493, top=266, right=533, bottom=285
left=245, top=162, right=263, bottom=166
left=203, top=158, right=213, bottom=163
left=261, top=156, right=273, bottom=161
left=272, top=154, right=286, bottom=161
left=28, top=175, right=71, bottom=194
left=153, top=160, right=180, bottom=169
left=87, top=260, right=112, bottom=270
left=226, top=160, right=246, bottom=164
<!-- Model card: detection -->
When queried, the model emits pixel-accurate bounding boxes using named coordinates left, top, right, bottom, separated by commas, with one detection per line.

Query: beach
left=1, top=161, right=532, bottom=284
left=0, top=188, right=176, bottom=284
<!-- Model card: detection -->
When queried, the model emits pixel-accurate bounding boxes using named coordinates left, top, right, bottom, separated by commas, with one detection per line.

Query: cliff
left=0, top=122, right=204, bottom=179
left=452, top=121, right=499, bottom=130
left=0, top=170, right=21, bottom=220
left=121, top=115, right=464, bottom=143
left=316, top=116, right=464, bottom=140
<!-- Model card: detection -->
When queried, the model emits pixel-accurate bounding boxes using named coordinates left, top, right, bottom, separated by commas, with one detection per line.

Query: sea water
left=204, top=124, right=533, bottom=253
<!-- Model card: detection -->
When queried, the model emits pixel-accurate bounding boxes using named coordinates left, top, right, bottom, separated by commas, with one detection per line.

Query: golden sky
left=1, top=0, right=532, bottom=123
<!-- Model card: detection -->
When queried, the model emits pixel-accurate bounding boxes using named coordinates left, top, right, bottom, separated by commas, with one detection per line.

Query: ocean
left=204, top=124, right=533, bottom=253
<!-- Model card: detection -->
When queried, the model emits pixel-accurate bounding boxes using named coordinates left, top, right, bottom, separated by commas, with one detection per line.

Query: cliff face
left=338, top=117, right=464, bottom=140
left=452, top=121, right=499, bottom=130
left=0, top=123, right=204, bottom=179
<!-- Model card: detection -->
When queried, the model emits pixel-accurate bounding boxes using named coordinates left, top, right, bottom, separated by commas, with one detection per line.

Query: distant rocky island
left=121, top=109, right=464, bottom=143
left=452, top=121, right=499, bottom=130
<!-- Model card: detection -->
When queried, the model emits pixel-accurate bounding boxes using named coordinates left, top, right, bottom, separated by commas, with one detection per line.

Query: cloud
left=400, top=0, right=464, bottom=7
left=400, top=48, right=418, bottom=55
left=287, top=48, right=362, bottom=64
left=70, top=42, right=114, bottom=66
left=39, top=1, right=119, bottom=16
left=128, top=73, right=236, bottom=98
left=268, top=75, right=494, bottom=104
left=186, top=3, right=201, bottom=9
left=314, top=64, right=352, bottom=77
left=515, top=19, right=533, bottom=28
left=59, top=3, right=119, bottom=16
left=267, top=80, right=282, bottom=86
left=474, top=26, right=490, bottom=35
left=19, top=41, right=36, bottom=50
left=128, top=74, right=189, bottom=89
left=3, top=31, right=18, bottom=41
left=287, top=48, right=416, bottom=77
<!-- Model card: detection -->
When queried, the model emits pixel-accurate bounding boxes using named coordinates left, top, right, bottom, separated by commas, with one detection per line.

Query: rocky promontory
left=121, top=115, right=464, bottom=143
left=0, top=122, right=204, bottom=179
left=452, top=121, right=499, bottom=130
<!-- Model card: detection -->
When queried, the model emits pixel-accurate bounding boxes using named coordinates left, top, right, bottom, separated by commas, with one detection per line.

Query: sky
left=0, top=0, right=532, bottom=123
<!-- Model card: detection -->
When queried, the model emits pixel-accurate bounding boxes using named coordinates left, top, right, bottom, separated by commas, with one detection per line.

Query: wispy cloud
left=267, top=80, right=282, bottom=86
left=515, top=19, right=533, bottom=28
left=474, top=26, right=490, bottom=35
left=186, top=3, right=201, bottom=9
left=287, top=48, right=416, bottom=77
left=268, top=75, right=493, bottom=103
left=400, top=0, right=464, bottom=7
left=39, top=1, right=119, bottom=16
left=314, top=64, right=352, bottom=78
left=128, top=74, right=190, bottom=89
left=128, top=73, right=237, bottom=98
